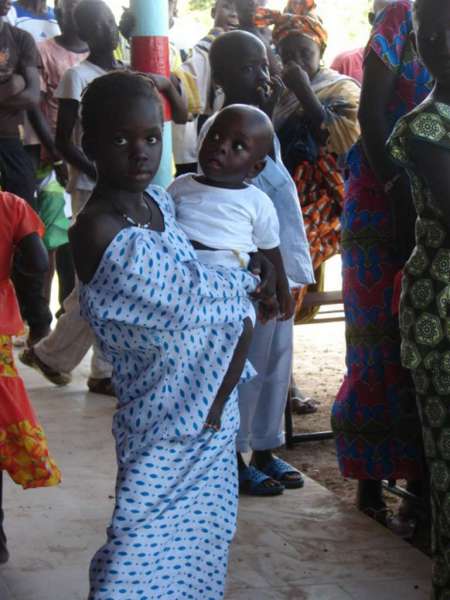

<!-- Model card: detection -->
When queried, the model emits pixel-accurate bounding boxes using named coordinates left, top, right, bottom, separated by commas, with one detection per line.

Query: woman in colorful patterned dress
left=256, top=0, right=360, bottom=310
left=388, top=0, right=450, bottom=595
left=0, top=192, right=61, bottom=563
left=70, top=71, right=275, bottom=599
left=332, top=0, right=432, bottom=517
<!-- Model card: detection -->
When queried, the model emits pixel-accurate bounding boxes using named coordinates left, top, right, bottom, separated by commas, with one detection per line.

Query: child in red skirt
left=0, top=191, right=61, bottom=563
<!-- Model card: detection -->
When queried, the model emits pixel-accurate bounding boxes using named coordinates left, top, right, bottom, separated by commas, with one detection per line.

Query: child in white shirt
left=168, top=103, right=293, bottom=320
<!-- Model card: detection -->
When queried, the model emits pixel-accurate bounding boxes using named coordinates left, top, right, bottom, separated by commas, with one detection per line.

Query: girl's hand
left=282, top=61, right=310, bottom=92
left=248, top=252, right=276, bottom=301
left=276, top=284, right=295, bottom=321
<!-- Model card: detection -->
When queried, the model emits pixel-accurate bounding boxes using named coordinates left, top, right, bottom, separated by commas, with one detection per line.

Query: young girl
left=0, top=192, right=61, bottom=563
left=388, top=0, right=450, bottom=596
left=70, top=70, right=274, bottom=599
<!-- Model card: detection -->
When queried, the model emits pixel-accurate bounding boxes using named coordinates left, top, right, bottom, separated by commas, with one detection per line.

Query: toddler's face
left=199, top=111, right=266, bottom=187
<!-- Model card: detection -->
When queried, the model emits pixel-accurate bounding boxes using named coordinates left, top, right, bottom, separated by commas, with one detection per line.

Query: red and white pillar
left=131, top=0, right=172, bottom=187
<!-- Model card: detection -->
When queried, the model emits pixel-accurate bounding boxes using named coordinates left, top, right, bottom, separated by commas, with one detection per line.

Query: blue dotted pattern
left=80, top=186, right=256, bottom=599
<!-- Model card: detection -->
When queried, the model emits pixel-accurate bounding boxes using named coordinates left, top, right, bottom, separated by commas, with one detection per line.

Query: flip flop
left=259, top=457, right=305, bottom=490
left=239, top=465, right=284, bottom=497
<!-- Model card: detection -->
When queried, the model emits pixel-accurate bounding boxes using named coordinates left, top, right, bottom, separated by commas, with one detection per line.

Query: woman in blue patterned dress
left=69, top=71, right=274, bottom=599
left=332, top=0, right=432, bottom=517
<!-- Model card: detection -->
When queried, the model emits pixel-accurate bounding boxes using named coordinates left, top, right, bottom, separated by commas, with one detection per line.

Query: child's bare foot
left=204, top=396, right=227, bottom=432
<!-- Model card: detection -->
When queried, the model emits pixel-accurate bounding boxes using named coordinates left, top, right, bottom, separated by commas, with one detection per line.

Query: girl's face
left=279, top=33, right=321, bottom=80
left=416, top=3, right=450, bottom=90
left=212, top=0, right=239, bottom=31
left=217, top=40, right=270, bottom=105
left=88, top=96, right=163, bottom=193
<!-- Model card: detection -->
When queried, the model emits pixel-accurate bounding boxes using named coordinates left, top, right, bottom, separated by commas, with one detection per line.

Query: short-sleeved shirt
left=0, top=192, right=44, bottom=334
left=0, top=22, right=38, bottom=138
left=365, top=0, right=431, bottom=128
left=55, top=60, right=106, bottom=192
left=198, top=117, right=315, bottom=286
left=330, top=48, right=364, bottom=84
left=6, top=2, right=59, bottom=42
left=38, top=37, right=88, bottom=135
left=168, top=173, right=280, bottom=253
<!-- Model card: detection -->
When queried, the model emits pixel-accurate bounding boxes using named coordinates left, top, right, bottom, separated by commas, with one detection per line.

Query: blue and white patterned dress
left=80, top=186, right=257, bottom=600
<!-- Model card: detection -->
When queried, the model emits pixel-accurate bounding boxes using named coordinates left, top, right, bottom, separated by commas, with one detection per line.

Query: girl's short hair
left=81, top=70, right=164, bottom=137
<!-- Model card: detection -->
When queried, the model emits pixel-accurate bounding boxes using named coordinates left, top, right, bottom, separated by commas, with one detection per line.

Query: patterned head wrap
left=254, top=0, right=328, bottom=53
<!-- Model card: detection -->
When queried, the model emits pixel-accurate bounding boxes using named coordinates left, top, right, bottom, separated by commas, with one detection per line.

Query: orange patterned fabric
left=293, top=153, right=344, bottom=270
left=0, top=335, right=61, bottom=489
left=254, top=1, right=327, bottom=52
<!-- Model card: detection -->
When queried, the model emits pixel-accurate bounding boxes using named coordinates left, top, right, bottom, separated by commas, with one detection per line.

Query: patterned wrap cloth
left=389, top=99, right=450, bottom=600
left=0, top=192, right=61, bottom=489
left=332, top=0, right=432, bottom=481
left=268, top=0, right=360, bottom=318
left=255, top=0, right=328, bottom=52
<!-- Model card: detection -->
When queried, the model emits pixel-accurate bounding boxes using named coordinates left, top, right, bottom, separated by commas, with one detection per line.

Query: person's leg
left=22, top=282, right=95, bottom=378
left=237, top=318, right=286, bottom=494
left=246, top=318, right=303, bottom=487
left=416, top=391, right=450, bottom=599
left=55, top=243, right=75, bottom=310
left=0, top=471, right=8, bottom=564
left=87, top=339, right=114, bottom=395
left=0, top=140, right=52, bottom=343
left=236, top=317, right=277, bottom=454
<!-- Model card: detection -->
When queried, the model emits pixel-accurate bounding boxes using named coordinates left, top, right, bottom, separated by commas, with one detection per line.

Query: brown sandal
left=87, top=377, right=116, bottom=397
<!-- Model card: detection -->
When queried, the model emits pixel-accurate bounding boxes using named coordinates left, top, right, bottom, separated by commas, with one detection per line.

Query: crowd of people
left=0, top=0, right=449, bottom=598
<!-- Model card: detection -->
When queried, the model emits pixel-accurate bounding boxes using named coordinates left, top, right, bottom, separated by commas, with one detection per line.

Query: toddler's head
left=81, top=70, right=164, bottom=193
left=199, top=104, right=274, bottom=188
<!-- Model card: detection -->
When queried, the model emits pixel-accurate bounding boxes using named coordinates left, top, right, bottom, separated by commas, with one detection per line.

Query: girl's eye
left=234, top=142, right=245, bottom=151
left=113, top=136, right=127, bottom=147
left=147, top=136, right=158, bottom=145
left=212, top=132, right=220, bottom=141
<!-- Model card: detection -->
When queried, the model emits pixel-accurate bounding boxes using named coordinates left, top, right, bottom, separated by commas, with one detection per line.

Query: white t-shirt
left=55, top=60, right=106, bottom=193
left=168, top=174, right=280, bottom=260
left=6, top=3, right=60, bottom=42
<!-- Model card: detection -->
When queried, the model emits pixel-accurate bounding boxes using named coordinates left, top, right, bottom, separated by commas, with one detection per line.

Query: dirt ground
left=278, top=319, right=360, bottom=506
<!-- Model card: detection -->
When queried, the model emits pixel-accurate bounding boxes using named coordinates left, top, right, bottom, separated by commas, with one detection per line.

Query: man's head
left=210, top=30, right=270, bottom=105
left=74, top=0, right=119, bottom=53
left=211, top=0, right=239, bottom=31
left=199, top=104, right=273, bottom=187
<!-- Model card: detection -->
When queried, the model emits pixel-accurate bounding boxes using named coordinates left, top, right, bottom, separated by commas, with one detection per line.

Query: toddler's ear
left=248, top=158, right=266, bottom=178
left=82, top=134, right=96, bottom=161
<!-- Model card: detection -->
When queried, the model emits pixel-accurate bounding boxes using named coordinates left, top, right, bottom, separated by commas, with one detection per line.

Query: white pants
left=34, top=188, right=112, bottom=380
left=34, top=281, right=112, bottom=379
left=237, top=317, right=294, bottom=452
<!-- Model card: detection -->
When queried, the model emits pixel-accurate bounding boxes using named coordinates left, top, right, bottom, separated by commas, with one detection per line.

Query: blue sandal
left=258, top=457, right=305, bottom=490
left=238, top=465, right=284, bottom=496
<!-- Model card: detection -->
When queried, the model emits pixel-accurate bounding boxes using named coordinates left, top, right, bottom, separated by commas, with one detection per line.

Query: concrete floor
left=0, top=355, right=431, bottom=600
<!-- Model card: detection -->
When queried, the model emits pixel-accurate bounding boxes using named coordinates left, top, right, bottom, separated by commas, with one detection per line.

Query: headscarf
left=254, top=0, right=328, bottom=53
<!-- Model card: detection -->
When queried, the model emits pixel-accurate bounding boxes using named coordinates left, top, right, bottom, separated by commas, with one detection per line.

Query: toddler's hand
left=248, top=252, right=276, bottom=301
left=257, top=296, right=279, bottom=323
left=276, top=285, right=295, bottom=321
